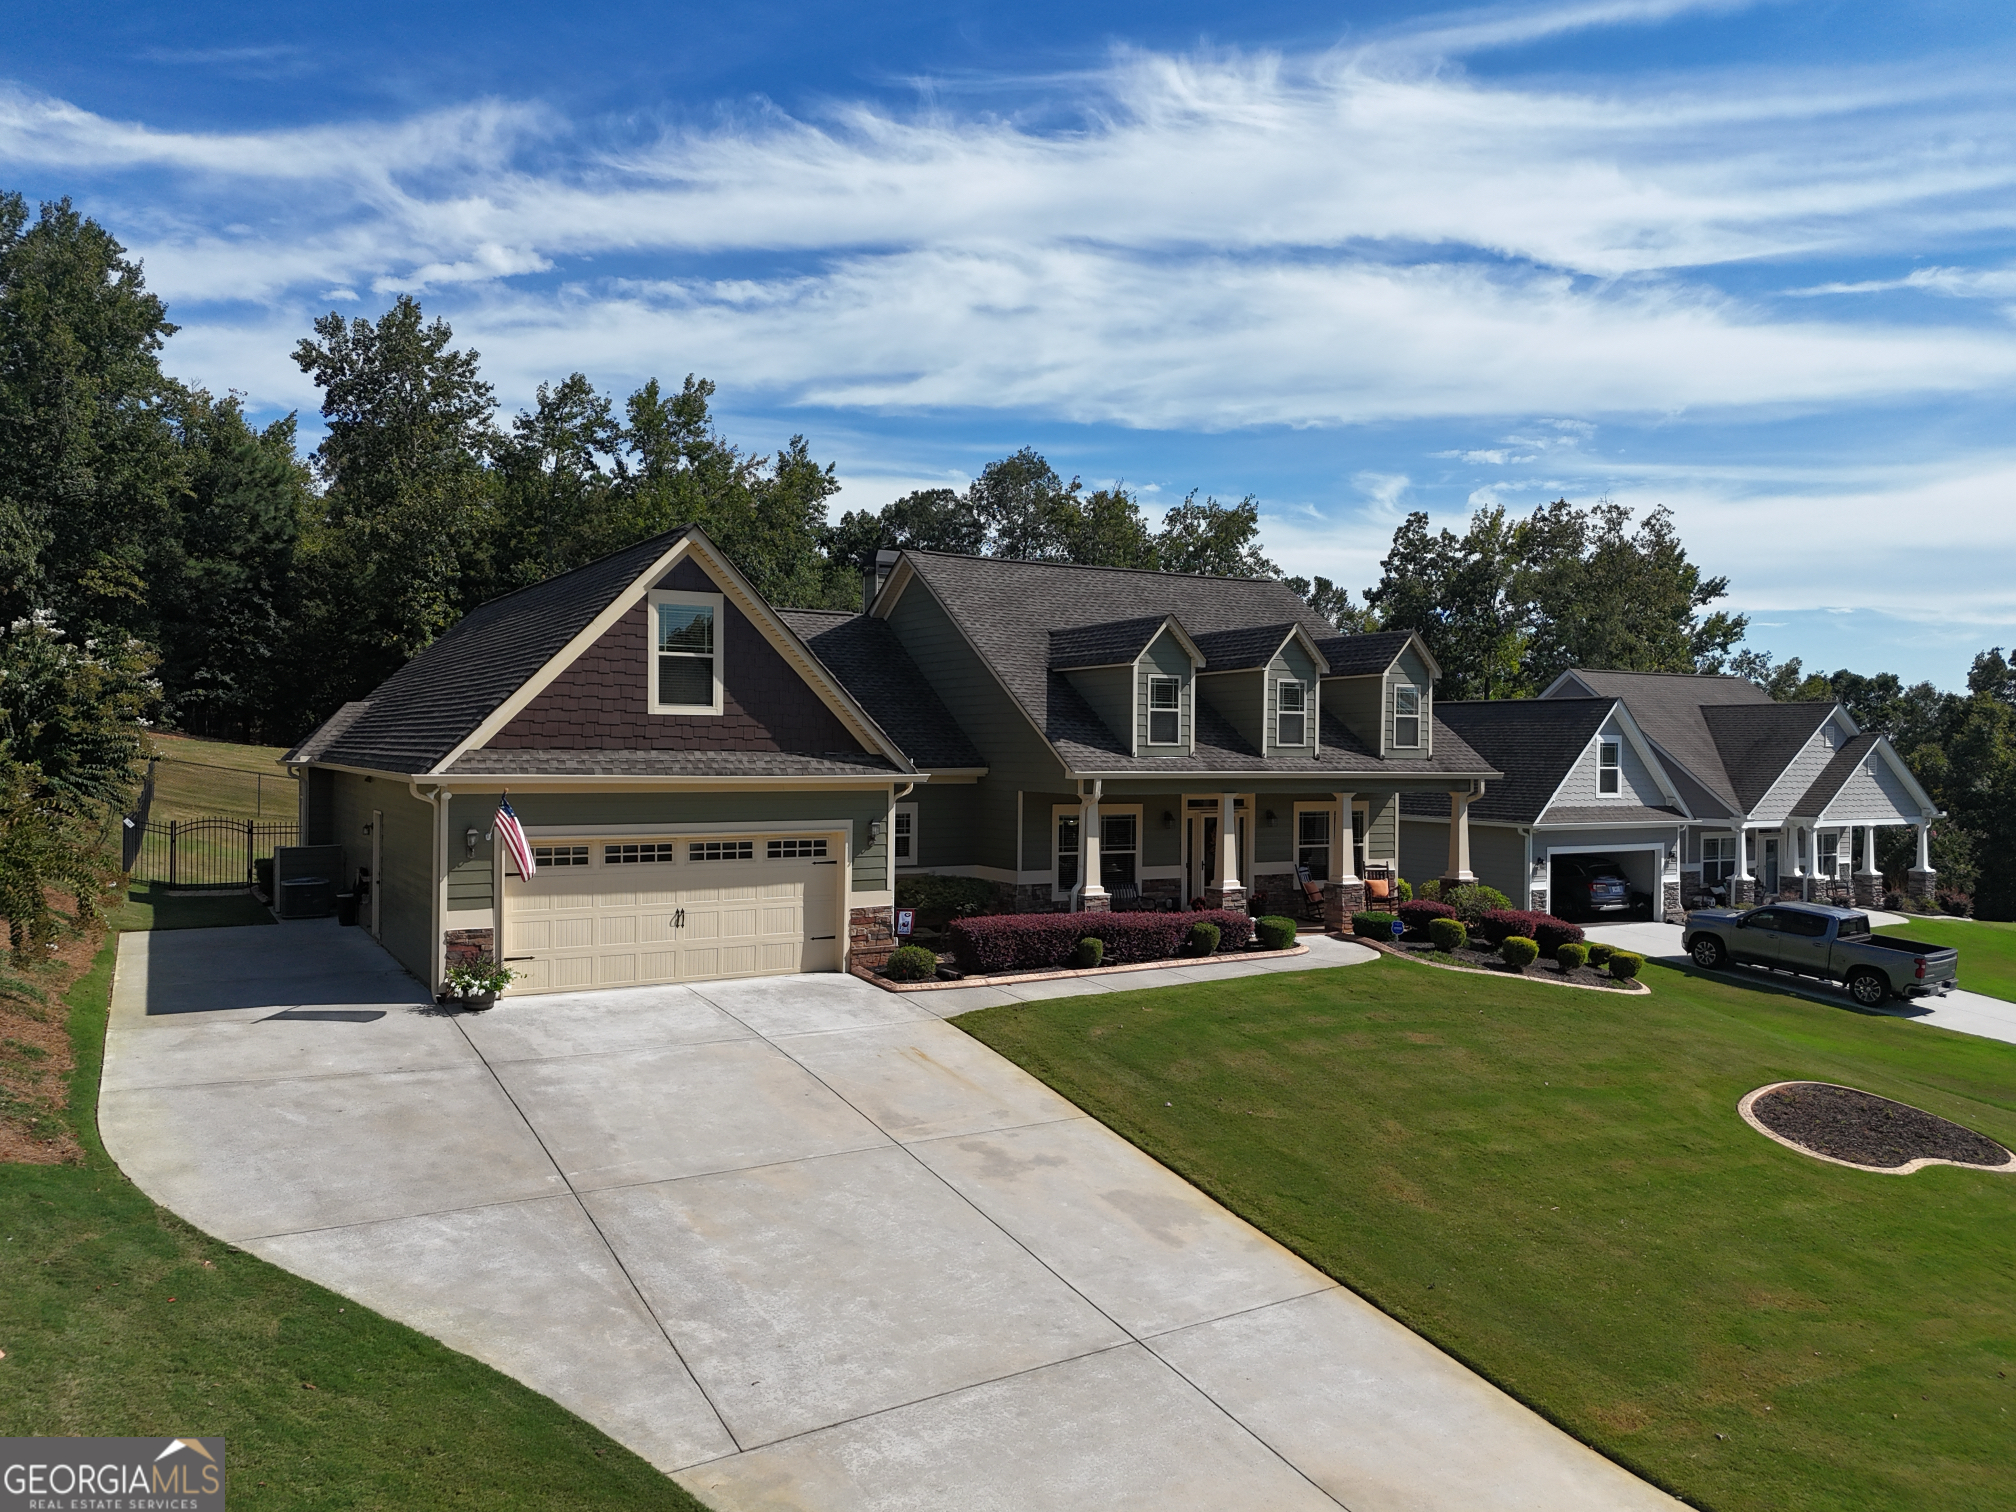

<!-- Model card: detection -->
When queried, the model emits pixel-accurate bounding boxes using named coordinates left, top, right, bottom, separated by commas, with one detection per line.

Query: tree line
left=2, top=189, right=2010, bottom=922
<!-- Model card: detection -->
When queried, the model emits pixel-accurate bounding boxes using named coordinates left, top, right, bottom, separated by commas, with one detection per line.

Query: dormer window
left=1393, top=685, right=1421, bottom=748
left=649, top=589, right=724, bottom=714
left=1277, top=680, right=1307, bottom=746
left=1148, top=676, right=1181, bottom=745
left=1599, top=740, right=1621, bottom=794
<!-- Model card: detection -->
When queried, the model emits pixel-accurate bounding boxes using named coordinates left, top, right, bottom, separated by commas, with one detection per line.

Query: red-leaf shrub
left=1477, top=908, right=1584, bottom=952
left=949, top=909, right=1254, bottom=974
left=1395, top=899, right=1457, bottom=938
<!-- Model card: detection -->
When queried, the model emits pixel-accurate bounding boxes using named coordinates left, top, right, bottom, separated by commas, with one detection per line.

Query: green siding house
left=285, top=530, right=1501, bottom=998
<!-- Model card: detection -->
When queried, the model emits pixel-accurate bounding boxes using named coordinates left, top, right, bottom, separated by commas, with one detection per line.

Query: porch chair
left=1295, top=864, right=1327, bottom=922
left=1361, top=861, right=1398, bottom=908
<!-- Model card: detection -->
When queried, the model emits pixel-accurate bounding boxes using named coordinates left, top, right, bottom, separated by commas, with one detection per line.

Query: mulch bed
left=1750, top=1083, right=2012, bottom=1170
left=1388, top=939, right=1637, bottom=990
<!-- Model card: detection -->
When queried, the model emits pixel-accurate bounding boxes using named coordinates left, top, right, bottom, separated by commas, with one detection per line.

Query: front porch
left=1699, top=819, right=1938, bottom=908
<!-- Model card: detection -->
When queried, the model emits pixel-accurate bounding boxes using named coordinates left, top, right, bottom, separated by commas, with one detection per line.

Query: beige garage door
left=503, top=834, right=843, bottom=994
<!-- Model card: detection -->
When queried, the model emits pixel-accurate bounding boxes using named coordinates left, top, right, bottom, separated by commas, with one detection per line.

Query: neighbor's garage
left=503, top=832, right=844, bottom=993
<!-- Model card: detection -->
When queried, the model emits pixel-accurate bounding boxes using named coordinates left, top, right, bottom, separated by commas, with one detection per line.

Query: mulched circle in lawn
left=1391, top=939, right=1636, bottom=990
left=1746, top=1082, right=2015, bottom=1173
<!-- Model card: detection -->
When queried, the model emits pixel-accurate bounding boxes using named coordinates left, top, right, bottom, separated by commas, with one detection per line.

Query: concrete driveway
left=1585, top=920, right=2016, bottom=1049
left=104, top=921, right=1678, bottom=1511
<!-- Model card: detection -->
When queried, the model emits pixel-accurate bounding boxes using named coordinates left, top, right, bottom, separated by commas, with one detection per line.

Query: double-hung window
left=1100, top=814, right=1138, bottom=891
left=1702, top=835, right=1736, bottom=887
left=1393, top=685, right=1420, bottom=747
left=1056, top=814, right=1080, bottom=891
left=892, top=803, right=917, bottom=868
left=649, top=590, right=722, bottom=713
left=1276, top=680, right=1307, bottom=746
left=1296, top=809, right=1330, bottom=882
left=1598, top=740, right=1621, bottom=794
left=1147, top=676, right=1181, bottom=746
left=1818, top=831, right=1840, bottom=877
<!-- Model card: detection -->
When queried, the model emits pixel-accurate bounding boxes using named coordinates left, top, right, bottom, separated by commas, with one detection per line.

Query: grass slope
left=1877, top=916, right=2016, bottom=1005
left=0, top=938, right=711, bottom=1511
left=148, top=732, right=297, bottom=824
left=957, top=954, right=2016, bottom=1512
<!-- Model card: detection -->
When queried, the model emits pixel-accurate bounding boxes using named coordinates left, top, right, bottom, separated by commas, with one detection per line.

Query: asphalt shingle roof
left=897, top=552, right=1497, bottom=778
left=1401, top=699, right=1617, bottom=823
left=295, top=529, right=693, bottom=774
left=1046, top=616, right=1172, bottom=670
left=1311, top=630, right=1414, bottom=677
left=444, top=748, right=901, bottom=778
left=1788, top=732, right=1883, bottom=819
left=777, top=609, right=986, bottom=771
left=1551, top=669, right=1785, bottom=814
left=1702, top=702, right=1838, bottom=812
left=1190, top=623, right=1305, bottom=673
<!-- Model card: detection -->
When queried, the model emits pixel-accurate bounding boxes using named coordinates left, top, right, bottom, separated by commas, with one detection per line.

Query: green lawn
left=1878, top=915, right=2016, bottom=1005
left=956, top=954, right=2016, bottom=1512
left=0, top=936, right=711, bottom=1511
left=148, top=731, right=298, bottom=824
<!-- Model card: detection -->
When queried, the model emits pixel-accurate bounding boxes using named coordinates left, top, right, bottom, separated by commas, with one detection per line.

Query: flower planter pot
left=463, top=990, right=498, bottom=1011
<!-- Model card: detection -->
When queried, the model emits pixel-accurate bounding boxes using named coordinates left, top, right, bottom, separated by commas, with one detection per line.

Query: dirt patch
left=0, top=893, right=108, bottom=1165
left=1743, top=1082, right=2014, bottom=1174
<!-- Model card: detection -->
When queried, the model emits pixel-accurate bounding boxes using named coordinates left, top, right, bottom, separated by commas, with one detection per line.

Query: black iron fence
left=128, top=818, right=299, bottom=890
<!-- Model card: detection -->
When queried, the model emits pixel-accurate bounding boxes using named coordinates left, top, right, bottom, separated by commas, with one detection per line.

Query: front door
left=1762, top=837, right=1781, bottom=897
left=1187, top=812, right=1247, bottom=903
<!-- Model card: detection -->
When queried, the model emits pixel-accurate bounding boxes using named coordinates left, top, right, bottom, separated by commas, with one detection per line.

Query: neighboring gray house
left=1397, top=669, right=1943, bottom=917
left=284, top=532, right=1501, bottom=998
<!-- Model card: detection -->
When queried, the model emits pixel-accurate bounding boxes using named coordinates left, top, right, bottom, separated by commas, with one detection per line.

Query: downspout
left=409, top=779, right=445, bottom=995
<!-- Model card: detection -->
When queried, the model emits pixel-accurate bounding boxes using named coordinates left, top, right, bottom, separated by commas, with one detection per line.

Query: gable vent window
left=532, top=844, right=588, bottom=868
left=1393, top=685, right=1421, bottom=748
left=605, top=843, right=676, bottom=864
left=1147, top=676, right=1181, bottom=745
left=650, top=590, right=723, bottom=714
left=1276, top=680, right=1307, bottom=746
left=689, top=839, right=754, bottom=863
left=768, top=837, right=829, bottom=860
left=1598, top=740, right=1621, bottom=794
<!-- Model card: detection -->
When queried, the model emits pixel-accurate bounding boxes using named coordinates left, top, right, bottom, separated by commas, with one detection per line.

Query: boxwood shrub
left=1586, top=941, right=1615, bottom=967
left=884, top=944, right=939, bottom=981
left=1428, top=916, right=1467, bottom=952
left=1254, top=915, right=1298, bottom=951
left=1554, top=941, right=1590, bottom=971
left=947, top=908, right=1253, bottom=975
left=1073, top=936, right=1105, bottom=969
left=1352, top=910, right=1399, bottom=938
left=1187, top=921, right=1222, bottom=956
left=1500, top=935, right=1540, bottom=969
left=1608, top=949, right=1645, bottom=980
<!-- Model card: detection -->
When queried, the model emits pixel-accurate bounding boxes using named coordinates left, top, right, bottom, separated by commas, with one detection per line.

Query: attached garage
left=1545, top=844, right=1665, bottom=922
left=503, top=831, right=845, bottom=994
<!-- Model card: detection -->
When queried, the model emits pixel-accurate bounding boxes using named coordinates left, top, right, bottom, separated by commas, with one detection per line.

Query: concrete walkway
left=1585, top=920, right=2016, bottom=1049
left=104, top=922, right=1679, bottom=1512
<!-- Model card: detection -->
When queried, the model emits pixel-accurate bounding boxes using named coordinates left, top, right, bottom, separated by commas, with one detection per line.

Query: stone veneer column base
left=1662, top=880, right=1682, bottom=920
left=1079, top=892, right=1111, bottom=913
left=1142, top=879, right=1184, bottom=910
left=1906, top=869, right=1937, bottom=901
left=849, top=905, right=897, bottom=969
left=1852, top=874, right=1882, bottom=907
left=1013, top=883, right=1056, bottom=913
left=444, top=928, right=495, bottom=969
left=1204, top=884, right=1248, bottom=915
left=1730, top=877, right=1757, bottom=906
left=1529, top=888, right=1549, bottom=918
left=1323, top=881, right=1366, bottom=932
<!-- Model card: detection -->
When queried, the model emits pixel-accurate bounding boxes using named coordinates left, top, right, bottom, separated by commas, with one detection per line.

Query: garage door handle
left=813, top=859, right=837, bottom=865
left=674, top=909, right=686, bottom=928
left=810, top=935, right=836, bottom=941
left=503, top=956, right=534, bottom=962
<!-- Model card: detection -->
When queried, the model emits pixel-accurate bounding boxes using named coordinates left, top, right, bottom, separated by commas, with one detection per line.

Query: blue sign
left=1389, top=918, right=1405, bottom=940
left=895, top=909, right=915, bottom=936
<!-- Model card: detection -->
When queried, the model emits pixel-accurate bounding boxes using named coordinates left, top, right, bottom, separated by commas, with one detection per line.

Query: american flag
left=496, top=796, right=535, bottom=878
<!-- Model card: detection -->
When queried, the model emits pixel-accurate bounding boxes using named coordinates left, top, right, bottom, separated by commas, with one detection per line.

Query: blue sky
left=6, top=0, right=2016, bottom=688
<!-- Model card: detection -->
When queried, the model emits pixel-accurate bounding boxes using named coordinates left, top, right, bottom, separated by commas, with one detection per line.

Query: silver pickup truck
left=1681, top=902, right=1959, bottom=1007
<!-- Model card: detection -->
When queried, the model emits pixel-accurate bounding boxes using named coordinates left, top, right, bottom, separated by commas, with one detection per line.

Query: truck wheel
left=1689, top=936, right=1726, bottom=970
left=1846, top=968, right=1891, bottom=1008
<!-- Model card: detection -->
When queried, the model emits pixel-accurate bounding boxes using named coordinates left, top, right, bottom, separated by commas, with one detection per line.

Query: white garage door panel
left=504, top=836, right=841, bottom=994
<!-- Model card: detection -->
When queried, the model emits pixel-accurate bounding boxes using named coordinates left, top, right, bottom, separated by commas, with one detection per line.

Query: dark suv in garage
left=1553, top=857, right=1651, bottom=921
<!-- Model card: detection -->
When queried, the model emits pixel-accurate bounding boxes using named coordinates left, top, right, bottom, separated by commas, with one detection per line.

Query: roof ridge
left=452, top=525, right=693, bottom=620
left=903, top=548, right=1287, bottom=588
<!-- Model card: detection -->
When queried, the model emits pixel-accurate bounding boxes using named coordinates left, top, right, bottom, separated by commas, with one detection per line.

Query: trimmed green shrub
left=1428, top=917, right=1467, bottom=952
left=1187, top=921, right=1223, bottom=956
left=1073, top=936, right=1105, bottom=969
left=1421, top=879, right=1513, bottom=925
left=1500, top=935, right=1540, bottom=969
left=1554, top=942, right=1590, bottom=972
left=1352, top=910, right=1399, bottom=938
left=1586, top=942, right=1615, bottom=968
left=1608, top=949, right=1645, bottom=980
left=1394, top=877, right=1413, bottom=903
left=884, top=944, right=939, bottom=981
left=894, top=874, right=998, bottom=928
left=1255, top=915, right=1298, bottom=951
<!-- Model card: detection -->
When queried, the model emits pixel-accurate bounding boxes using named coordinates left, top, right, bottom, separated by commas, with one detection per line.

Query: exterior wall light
left=464, top=827, right=480, bottom=858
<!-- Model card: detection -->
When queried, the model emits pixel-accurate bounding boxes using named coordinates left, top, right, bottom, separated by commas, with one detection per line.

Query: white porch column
left=1789, top=825, right=1806, bottom=879
left=1208, top=790, right=1247, bottom=913
left=1857, top=825, right=1882, bottom=875
left=1915, top=821, right=1933, bottom=874
left=1731, top=824, right=1755, bottom=905
left=1443, top=786, right=1476, bottom=883
left=1333, top=792, right=1357, bottom=882
left=1906, top=819, right=1937, bottom=900
left=1852, top=822, right=1882, bottom=907
left=1078, top=780, right=1106, bottom=910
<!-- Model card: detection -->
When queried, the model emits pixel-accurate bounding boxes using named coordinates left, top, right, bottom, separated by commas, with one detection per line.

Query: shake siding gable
left=1552, top=714, right=1665, bottom=807
left=1752, top=724, right=1848, bottom=825
left=1823, top=754, right=1919, bottom=824
left=486, top=557, right=865, bottom=755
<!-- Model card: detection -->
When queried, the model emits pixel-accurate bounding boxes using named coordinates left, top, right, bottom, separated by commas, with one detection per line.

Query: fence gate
left=129, top=819, right=299, bottom=891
